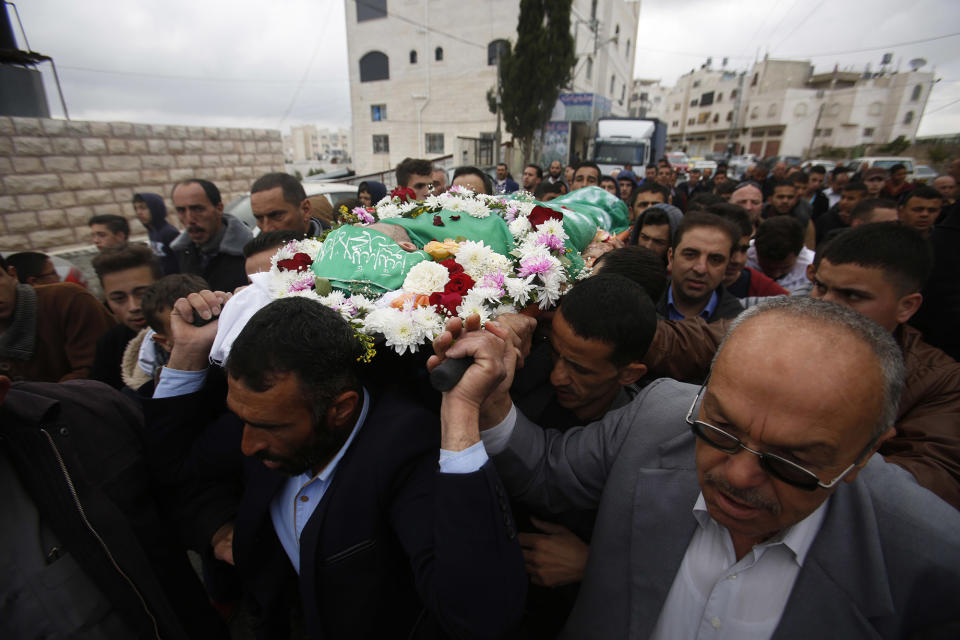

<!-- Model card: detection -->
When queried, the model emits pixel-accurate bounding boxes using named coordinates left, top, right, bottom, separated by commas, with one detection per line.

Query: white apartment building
left=343, top=0, right=640, bottom=173
left=284, top=125, right=352, bottom=163
left=628, top=78, right=668, bottom=120
left=662, top=56, right=933, bottom=159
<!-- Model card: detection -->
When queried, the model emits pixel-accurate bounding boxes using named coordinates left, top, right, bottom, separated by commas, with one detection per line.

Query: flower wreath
left=267, top=185, right=585, bottom=359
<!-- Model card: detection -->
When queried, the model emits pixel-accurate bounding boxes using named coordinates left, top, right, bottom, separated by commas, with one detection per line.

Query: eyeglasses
left=684, top=379, right=875, bottom=491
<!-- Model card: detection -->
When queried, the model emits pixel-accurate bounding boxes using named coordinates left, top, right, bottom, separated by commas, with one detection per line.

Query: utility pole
left=806, top=103, right=825, bottom=160
left=494, top=50, right=502, bottom=164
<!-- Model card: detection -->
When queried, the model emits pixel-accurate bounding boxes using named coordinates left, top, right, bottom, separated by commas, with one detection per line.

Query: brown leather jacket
left=644, top=319, right=960, bottom=509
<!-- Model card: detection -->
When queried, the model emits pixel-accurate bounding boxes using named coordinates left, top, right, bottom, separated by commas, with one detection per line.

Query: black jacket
left=656, top=285, right=743, bottom=323
left=143, top=380, right=527, bottom=639
left=0, top=380, right=227, bottom=640
left=90, top=322, right=137, bottom=390
left=171, top=213, right=252, bottom=292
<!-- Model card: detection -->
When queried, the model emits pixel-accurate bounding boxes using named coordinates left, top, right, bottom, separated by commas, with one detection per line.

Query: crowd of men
left=1, top=151, right=959, bottom=639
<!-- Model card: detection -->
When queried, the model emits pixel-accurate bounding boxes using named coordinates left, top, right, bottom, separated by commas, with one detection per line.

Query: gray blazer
left=492, top=378, right=960, bottom=639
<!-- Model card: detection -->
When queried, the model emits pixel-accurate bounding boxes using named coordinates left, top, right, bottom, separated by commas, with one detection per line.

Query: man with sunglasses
left=433, top=296, right=960, bottom=639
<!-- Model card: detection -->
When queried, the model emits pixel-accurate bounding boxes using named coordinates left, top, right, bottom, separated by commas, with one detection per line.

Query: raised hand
left=167, top=290, right=232, bottom=371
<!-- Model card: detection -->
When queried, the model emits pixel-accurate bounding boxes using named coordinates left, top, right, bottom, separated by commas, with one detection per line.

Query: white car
left=227, top=182, right=359, bottom=234
left=802, top=159, right=837, bottom=173
left=845, top=157, right=916, bottom=182
left=914, top=165, right=937, bottom=184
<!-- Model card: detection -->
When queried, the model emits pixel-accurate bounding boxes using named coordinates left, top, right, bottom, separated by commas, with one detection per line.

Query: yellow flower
left=423, top=239, right=461, bottom=260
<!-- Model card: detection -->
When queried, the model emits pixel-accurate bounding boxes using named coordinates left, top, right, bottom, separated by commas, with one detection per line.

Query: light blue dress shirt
left=667, top=284, right=718, bottom=321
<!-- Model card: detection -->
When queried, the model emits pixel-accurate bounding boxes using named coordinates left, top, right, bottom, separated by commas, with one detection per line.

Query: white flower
left=535, top=218, right=566, bottom=240
left=424, top=194, right=444, bottom=210
left=349, top=295, right=376, bottom=315
left=318, top=290, right=347, bottom=308
left=402, top=261, right=450, bottom=294
left=454, top=240, right=495, bottom=279
left=377, top=203, right=403, bottom=219
left=508, top=216, right=532, bottom=238
left=465, top=198, right=491, bottom=219
left=399, top=201, right=419, bottom=214
left=457, top=292, right=492, bottom=324
left=505, top=276, right=533, bottom=307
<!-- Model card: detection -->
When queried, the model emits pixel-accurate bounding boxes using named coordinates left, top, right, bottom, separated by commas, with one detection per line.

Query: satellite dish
left=909, top=58, right=927, bottom=71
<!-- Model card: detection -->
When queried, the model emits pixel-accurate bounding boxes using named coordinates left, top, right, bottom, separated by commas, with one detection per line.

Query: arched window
left=435, top=47, right=443, bottom=61
left=625, top=39, right=630, bottom=59
left=359, top=51, right=389, bottom=82
left=911, top=84, right=923, bottom=101
left=487, top=39, right=508, bottom=66
left=586, top=56, right=593, bottom=80
left=409, top=50, right=417, bottom=64
left=767, top=103, right=778, bottom=117
left=610, top=75, right=616, bottom=93
left=904, top=111, right=914, bottom=125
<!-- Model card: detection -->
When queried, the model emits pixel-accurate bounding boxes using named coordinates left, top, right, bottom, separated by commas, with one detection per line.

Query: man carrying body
left=432, top=296, right=960, bottom=638
left=395, top=157, right=434, bottom=200
left=249, top=172, right=328, bottom=236
left=144, top=295, right=526, bottom=638
left=0, top=255, right=115, bottom=382
left=521, top=164, right=542, bottom=193
left=89, top=214, right=130, bottom=251
left=170, top=179, right=252, bottom=293
left=90, top=245, right=161, bottom=390
left=495, top=163, right=520, bottom=194
left=657, top=213, right=743, bottom=322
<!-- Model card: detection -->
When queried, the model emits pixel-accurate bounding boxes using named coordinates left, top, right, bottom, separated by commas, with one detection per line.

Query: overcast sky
left=15, top=0, right=960, bottom=136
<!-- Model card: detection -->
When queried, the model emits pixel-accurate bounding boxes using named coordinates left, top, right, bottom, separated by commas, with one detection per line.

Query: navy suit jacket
left=145, top=380, right=526, bottom=640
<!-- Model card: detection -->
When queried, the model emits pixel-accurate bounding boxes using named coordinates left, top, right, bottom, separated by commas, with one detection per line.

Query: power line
left=777, top=31, right=960, bottom=58
left=924, top=97, right=960, bottom=115
left=769, top=0, right=827, bottom=53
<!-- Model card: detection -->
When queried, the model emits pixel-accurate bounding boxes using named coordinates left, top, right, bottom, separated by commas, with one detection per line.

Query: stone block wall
left=0, top=116, right=285, bottom=253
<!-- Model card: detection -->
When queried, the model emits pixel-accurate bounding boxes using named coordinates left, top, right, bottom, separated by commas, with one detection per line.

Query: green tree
left=877, top=135, right=910, bottom=155
left=496, top=0, right=576, bottom=163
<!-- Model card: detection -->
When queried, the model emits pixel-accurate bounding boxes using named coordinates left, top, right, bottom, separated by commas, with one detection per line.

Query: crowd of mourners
left=1, top=149, right=959, bottom=640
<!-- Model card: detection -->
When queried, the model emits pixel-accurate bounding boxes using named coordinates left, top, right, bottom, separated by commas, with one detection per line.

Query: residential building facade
left=284, top=125, right=351, bottom=163
left=662, top=56, right=933, bottom=159
left=343, top=0, right=640, bottom=172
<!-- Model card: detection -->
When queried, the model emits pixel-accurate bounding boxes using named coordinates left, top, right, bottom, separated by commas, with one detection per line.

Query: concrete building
left=343, top=0, right=640, bottom=172
left=628, top=78, right=668, bottom=120
left=662, top=56, right=933, bottom=159
left=284, top=125, right=351, bottom=163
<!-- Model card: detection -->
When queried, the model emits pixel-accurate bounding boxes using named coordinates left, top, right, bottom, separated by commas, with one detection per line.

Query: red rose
left=390, top=186, right=417, bottom=203
left=528, top=205, right=563, bottom=229
left=444, top=272, right=475, bottom=295
left=433, top=215, right=444, bottom=226
left=276, top=252, right=313, bottom=272
left=439, top=259, right=464, bottom=275
left=429, top=291, right=462, bottom=316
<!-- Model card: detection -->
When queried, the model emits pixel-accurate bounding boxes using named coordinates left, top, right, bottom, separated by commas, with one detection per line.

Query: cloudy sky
left=15, top=0, right=960, bottom=136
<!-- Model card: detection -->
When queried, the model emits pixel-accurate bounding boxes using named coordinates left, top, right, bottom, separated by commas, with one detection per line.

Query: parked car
left=227, top=181, right=359, bottom=234
left=801, top=159, right=837, bottom=173
left=690, top=158, right=718, bottom=173
left=914, top=164, right=937, bottom=184
left=665, top=151, right=690, bottom=173
left=844, top=157, right=916, bottom=182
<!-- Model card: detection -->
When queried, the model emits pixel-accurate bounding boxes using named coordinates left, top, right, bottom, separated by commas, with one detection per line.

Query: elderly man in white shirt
left=430, top=296, right=960, bottom=639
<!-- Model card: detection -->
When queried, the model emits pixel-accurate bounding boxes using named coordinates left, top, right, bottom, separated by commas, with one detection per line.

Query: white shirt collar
left=693, top=492, right=830, bottom=566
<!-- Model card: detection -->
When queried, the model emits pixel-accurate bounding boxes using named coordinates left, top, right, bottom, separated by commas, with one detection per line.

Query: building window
left=731, top=89, right=738, bottom=99
left=904, top=111, right=914, bottom=125
left=673, top=103, right=681, bottom=111
left=750, top=107, right=759, bottom=120
left=717, top=93, right=723, bottom=102
left=687, top=118, right=695, bottom=125
left=359, top=51, right=389, bottom=82
left=488, top=39, right=508, bottom=66
left=373, top=134, right=389, bottom=154
left=700, top=91, right=714, bottom=106
left=435, top=47, right=443, bottom=61
left=697, top=112, right=710, bottom=124
left=863, top=127, right=875, bottom=137
left=911, top=84, right=922, bottom=101
left=356, top=0, right=386, bottom=21
left=815, top=128, right=821, bottom=137
left=409, top=50, right=417, bottom=64
left=585, top=56, right=593, bottom=79
left=823, top=128, right=833, bottom=136
left=610, top=75, right=616, bottom=93
left=625, top=39, right=630, bottom=59
left=690, top=99, right=699, bottom=107
left=620, top=84, right=626, bottom=104
left=767, top=103, right=777, bottom=117
left=713, top=114, right=719, bottom=123
left=371, top=104, right=387, bottom=121
left=751, top=74, right=758, bottom=87
left=425, top=133, right=444, bottom=154
left=726, top=111, right=733, bottom=122
left=672, top=121, right=679, bottom=128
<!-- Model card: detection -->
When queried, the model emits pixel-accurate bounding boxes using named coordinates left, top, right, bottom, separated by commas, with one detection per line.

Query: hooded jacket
left=628, top=203, right=684, bottom=247
left=358, top=180, right=388, bottom=204
left=135, top=193, right=180, bottom=275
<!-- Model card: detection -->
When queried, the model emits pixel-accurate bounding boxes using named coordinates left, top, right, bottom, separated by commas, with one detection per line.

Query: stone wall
left=0, top=116, right=285, bottom=253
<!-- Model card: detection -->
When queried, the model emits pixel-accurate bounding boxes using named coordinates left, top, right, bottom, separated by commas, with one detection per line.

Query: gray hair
left=712, top=296, right=904, bottom=438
